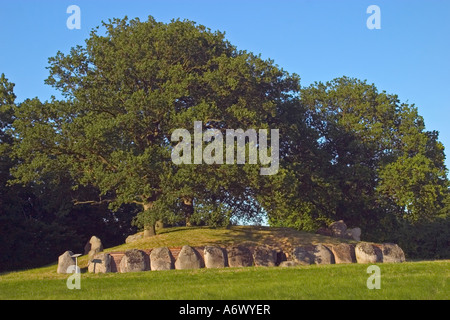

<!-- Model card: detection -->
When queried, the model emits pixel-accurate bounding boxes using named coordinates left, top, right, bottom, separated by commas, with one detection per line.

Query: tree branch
left=72, top=199, right=112, bottom=206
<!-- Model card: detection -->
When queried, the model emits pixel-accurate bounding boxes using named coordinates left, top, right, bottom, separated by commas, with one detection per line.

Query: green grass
left=0, top=261, right=448, bottom=300
left=109, top=225, right=352, bottom=250
left=0, top=226, right=448, bottom=300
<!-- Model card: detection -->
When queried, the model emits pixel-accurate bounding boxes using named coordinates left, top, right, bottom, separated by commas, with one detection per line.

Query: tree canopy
left=9, top=16, right=300, bottom=235
left=267, top=77, right=449, bottom=239
left=1, top=16, right=449, bottom=269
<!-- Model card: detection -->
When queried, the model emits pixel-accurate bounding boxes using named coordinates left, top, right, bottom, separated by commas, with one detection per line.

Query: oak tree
left=10, top=16, right=299, bottom=236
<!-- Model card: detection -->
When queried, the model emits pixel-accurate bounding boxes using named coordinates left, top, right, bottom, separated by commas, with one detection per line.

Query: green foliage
left=0, top=74, right=137, bottom=272
left=10, top=16, right=299, bottom=229
left=394, top=215, right=450, bottom=260
left=268, top=77, right=449, bottom=244
left=377, top=139, right=448, bottom=222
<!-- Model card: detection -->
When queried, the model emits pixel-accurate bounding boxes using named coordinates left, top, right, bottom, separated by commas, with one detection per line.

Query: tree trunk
left=155, top=220, right=165, bottom=231
left=183, top=197, right=193, bottom=227
left=143, top=201, right=156, bottom=238
left=144, top=225, right=156, bottom=237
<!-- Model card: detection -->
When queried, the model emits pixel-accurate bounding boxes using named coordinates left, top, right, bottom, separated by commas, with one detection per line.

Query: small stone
left=278, top=261, right=300, bottom=267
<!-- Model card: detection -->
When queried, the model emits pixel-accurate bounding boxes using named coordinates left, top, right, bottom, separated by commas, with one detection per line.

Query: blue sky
left=1, top=0, right=449, bottom=170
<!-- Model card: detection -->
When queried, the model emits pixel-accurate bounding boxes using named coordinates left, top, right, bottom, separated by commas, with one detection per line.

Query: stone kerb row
left=80, top=242, right=405, bottom=274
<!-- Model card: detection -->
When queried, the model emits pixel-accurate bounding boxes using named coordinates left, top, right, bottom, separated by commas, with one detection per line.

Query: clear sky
left=1, top=0, right=449, bottom=170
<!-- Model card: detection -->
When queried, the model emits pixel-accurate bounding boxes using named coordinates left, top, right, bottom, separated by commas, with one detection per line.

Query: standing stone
left=227, top=246, right=253, bottom=268
left=355, top=242, right=382, bottom=264
left=119, top=249, right=149, bottom=273
left=313, top=244, right=335, bottom=265
left=175, top=245, right=203, bottom=270
left=84, top=235, right=103, bottom=259
left=381, top=243, right=406, bottom=263
left=253, top=246, right=277, bottom=267
left=204, top=246, right=226, bottom=268
left=150, top=247, right=174, bottom=271
left=292, top=246, right=315, bottom=265
left=57, top=251, right=75, bottom=274
left=329, top=220, right=347, bottom=238
left=88, top=252, right=111, bottom=273
left=330, top=243, right=356, bottom=264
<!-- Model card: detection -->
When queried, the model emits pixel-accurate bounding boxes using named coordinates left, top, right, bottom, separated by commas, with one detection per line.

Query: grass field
left=0, top=260, right=448, bottom=300
left=0, top=226, right=448, bottom=300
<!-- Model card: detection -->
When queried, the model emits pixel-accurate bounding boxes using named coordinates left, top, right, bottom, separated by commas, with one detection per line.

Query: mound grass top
left=111, top=225, right=354, bottom=252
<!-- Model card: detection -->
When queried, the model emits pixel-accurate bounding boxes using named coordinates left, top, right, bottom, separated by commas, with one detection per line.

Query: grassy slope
left=0, top=226, right=448, bottom=300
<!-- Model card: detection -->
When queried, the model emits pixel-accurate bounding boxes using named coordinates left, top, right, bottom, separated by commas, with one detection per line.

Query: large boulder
left=381, top=243, right=405, bottom=263
left=84, top=235, right=103, bottom=259
left=88, top=252, right=111, bottom=273
left=355, top=242, right=382, bottom=264
left=330, top=243, right=356, bottom=264
left=119, top=249, right=149, bottom=273
left=204, top=246, right=226, bottom=268
left=329, top=220, right=347, bottom=238
left=253, top=246, right=277, bottom=267
left=175, top=245, right=203, bottom=270
left=150, top=247, right=174, bottom=270
left=292, top=246, right=315, bottom=265
left=57, top=251, right=75, bottom=274
left=227, top=246, right=253, bottom=268
left=346, top=228, right=361, bottom=241
left=312, top=244, right=335, bottom=265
